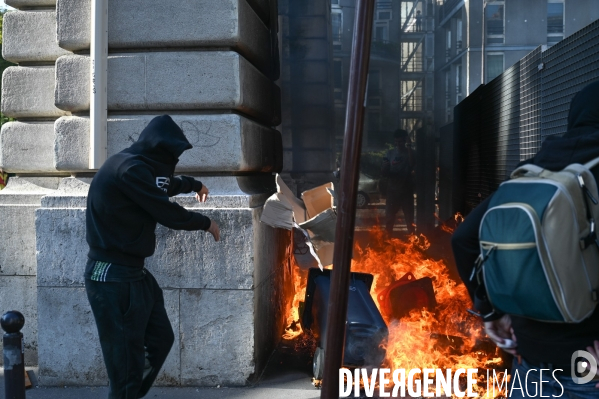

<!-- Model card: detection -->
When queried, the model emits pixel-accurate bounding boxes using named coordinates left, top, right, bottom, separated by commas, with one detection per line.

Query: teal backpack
left=476, top=158, right=599, bottom=323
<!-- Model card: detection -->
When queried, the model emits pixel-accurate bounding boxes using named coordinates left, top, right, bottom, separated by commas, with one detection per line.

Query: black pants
left=85, top=271, right=174, bottom=399
left=385, top=190, right=415, bottom=234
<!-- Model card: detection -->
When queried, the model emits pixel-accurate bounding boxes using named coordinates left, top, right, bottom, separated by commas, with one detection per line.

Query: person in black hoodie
left=452, top=81, right=599, bottom=398
left=85, top=115, right=220, bottom=399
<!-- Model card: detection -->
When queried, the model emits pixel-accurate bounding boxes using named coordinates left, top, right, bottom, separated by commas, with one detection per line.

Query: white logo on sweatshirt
left=156, top=177, right=170, bottom=192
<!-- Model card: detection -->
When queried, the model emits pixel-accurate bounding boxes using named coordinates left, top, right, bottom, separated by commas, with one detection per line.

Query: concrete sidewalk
left=1, top=345, right=323, bottom=399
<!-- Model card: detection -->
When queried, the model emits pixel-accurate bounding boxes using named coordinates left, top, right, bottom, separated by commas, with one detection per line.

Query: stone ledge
left=57, top=0, right=272, bottom=75
left=2, top=66, right=70, bottom=119
left=38, top=176, right=272, bottom=209
left=54, top=114, right=282, bottom=173
left=6, top=0, right=56, bottom=8
left=0, top=177, right=59, bottom=205
left=55, top=52, right=279, bottom=125
left=0, top=121, right=57, bottom=173
left=2, top=11, right=70, bottom=63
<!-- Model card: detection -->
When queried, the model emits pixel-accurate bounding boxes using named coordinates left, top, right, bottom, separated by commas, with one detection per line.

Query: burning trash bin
left=377, top=272, right=437, bottom=321
left=301, top=268, right=388, bottom=379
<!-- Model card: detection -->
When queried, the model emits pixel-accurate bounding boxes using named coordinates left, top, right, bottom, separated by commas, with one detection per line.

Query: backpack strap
left=510, top=163, right=545, bottom=179
left=584, top=156, right=599, bottom=170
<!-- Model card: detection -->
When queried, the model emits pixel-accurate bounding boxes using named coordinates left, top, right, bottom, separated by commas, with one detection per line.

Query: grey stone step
left=2, top=10, right=70, bottom=63
left=2, top=66, right=70, bottom=119
left=55, top=52, right=280, bottom=125
left=5, top=0, right=56, bottom=8
left=57, top=0, right=273, bottom=75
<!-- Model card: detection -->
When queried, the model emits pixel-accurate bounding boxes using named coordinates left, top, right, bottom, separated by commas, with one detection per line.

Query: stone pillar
left=1, top=0, right=289, bottom=386
left=1, top=0, right=70, bottom=367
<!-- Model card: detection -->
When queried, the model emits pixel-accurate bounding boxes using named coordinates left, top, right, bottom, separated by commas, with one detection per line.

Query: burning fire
left=283, top=224, right=508, bottom=398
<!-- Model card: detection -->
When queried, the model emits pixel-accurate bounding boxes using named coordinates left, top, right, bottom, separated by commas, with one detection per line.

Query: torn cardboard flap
left=260, top=174, right=337, bottom=269
left=301, top=182, right=334, bottom=219
left=260, top=176, right=306, bottom=229
left=298, top=208, right=336, bottom=243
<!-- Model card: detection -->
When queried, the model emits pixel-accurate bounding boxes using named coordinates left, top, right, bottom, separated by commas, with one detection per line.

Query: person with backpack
left=382, top=129, right=415, bottom=235
left=452, top=81, right=599, bottom=398
left=85, top=115, right=220, bottom=399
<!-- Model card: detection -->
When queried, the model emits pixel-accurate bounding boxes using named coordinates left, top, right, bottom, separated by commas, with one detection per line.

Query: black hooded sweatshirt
left=452, top=81, right=599, bottom=368
left=86, top=115, right=211, bottom=274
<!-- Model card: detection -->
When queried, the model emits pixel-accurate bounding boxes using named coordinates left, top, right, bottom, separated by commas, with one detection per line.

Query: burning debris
left=378, top=272, right=437, bottom=320
left=261, top=176, right=508, bottom=397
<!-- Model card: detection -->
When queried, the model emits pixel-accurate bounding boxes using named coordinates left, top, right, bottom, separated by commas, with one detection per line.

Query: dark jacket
left=382, top=147, right=415, bottom=193
left=86, top=115, right=211, bottom=268
left=452, top=81, right=599, bottom=367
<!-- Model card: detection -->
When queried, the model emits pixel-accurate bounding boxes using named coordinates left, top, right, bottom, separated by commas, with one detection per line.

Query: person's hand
left=207, top=220, right=220, bottom=242
left=584, top=340, right=599, bottom=388
left=195, top=185, right=209, bottom=203
left=484, top=314, right=518, bottom=355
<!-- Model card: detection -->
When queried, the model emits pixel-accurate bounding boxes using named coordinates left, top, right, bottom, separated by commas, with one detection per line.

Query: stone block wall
left=0, top=0, right=289, bottom=386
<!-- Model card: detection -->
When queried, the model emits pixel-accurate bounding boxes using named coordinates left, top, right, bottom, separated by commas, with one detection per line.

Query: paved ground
left=1, top=345, right=323, bottom=399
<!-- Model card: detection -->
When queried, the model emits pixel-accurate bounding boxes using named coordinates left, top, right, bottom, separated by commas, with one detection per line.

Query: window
left=401, top=81, right=422, bottom=112
left=547, top=0, right=564, bottom=46
left=486, top=53, right=504, bottom=82
left=486, top=1, right=505, bottom=44
left=374, top=22, right=389, bottom=42
left=333, top=59, right=343, bottom=103
left=367, top=111, right=380, bottom=132
left=377, top=10, right=392, bottom=21
left=331, top=0, right=339, bottom=5
left=368, top=70, right=381, bottom=97
left=332, top=11, right=342, bottom=45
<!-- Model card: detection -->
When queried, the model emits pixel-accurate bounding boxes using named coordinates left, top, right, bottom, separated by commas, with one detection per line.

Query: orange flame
left=283, top=221, right=508, bottom=398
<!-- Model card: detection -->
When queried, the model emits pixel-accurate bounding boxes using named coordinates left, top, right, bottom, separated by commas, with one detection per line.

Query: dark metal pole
left=320, top=0, right=375, bottom=397
left=2, top=311, right=26, bottom=399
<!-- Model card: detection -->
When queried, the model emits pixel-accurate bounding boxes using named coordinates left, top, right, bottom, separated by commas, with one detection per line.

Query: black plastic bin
left=301, top=268, right=388, bottom=379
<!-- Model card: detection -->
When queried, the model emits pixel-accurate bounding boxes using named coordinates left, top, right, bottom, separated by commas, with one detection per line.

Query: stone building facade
left=0, top=0, right=291, bottom=387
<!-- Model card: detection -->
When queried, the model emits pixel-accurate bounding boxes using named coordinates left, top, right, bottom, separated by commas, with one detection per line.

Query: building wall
left=445, top=19, right=599, bottom=215
left=279, top=0, right=335, bottom=191
left=0, top=0, right=290, bottom=386
left=435, top=0, right=599, bottom=132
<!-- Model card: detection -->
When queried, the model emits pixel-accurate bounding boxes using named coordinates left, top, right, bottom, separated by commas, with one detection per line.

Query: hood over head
left=127, top=115, right=192, bottom=163
left=528, top=80, right=599, bottom=170
left=567, top=80, right=599, bottom=134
